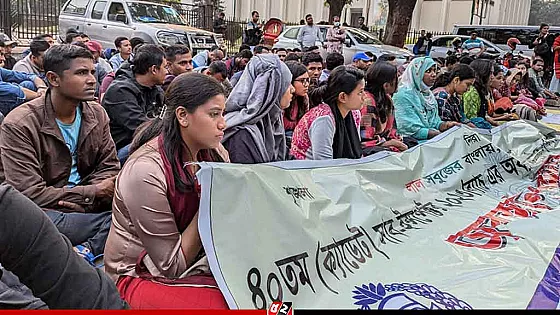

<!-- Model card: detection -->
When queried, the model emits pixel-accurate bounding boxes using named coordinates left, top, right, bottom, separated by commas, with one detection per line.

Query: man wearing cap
left=86, top=41, right=112, bottom=74
left=352, top=52, right=373, bottom=71
left=0, top=35, right=17, bottom=70
left=82, top=41, right=109, bottom=98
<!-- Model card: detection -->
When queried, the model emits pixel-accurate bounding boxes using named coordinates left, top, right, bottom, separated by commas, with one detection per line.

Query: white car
left=405, top=35, right=506, bottom=60
left=273, top=25, right=413, bottom=65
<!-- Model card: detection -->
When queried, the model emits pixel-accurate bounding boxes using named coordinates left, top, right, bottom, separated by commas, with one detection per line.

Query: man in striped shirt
left=462, top=31, right=486, bottom=58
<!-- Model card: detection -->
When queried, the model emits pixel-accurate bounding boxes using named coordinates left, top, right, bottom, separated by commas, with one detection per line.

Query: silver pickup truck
left=58, top=0, right=223, bottom=54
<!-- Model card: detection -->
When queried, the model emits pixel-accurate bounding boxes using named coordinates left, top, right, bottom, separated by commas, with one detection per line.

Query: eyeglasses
left=294, top=78, right=311, bottom=84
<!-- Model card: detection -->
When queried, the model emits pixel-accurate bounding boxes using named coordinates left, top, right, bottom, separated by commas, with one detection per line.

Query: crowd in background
left=0, top=11, right=559, bottom=310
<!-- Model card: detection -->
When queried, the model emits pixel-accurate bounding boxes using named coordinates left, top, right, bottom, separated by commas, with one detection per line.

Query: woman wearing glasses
left=393, top=57, right=460, bottom=142
left=283, top=61, right=310, bottom=152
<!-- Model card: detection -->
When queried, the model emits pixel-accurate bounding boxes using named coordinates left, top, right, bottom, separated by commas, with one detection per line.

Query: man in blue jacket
left=0, top=43, right=47, bottom=115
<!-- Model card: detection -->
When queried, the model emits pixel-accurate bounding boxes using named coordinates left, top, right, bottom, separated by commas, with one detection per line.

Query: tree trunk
left=326, top=0, right=347, bottom=23
left=383, top=0, right=417, bottom=47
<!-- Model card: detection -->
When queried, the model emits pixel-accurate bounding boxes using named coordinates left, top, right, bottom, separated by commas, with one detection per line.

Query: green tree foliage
left=529, top=0, right=560, bottom=26
left=374, top=0, right=388, bottom=26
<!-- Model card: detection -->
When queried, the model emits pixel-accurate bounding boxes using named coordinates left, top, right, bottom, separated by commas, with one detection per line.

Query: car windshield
left=348, top=29, right=383, bottom=45
left=127, top=2, right=186, bottom=25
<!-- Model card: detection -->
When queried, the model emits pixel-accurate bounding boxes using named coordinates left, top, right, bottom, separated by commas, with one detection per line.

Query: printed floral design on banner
left=352, top=282, right=473, bottom=310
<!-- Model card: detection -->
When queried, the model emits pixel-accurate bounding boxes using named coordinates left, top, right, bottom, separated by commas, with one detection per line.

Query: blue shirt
left=230, top=70, right=244, bottom=88
left=109, top=53, right=126, bottom=72
left=319, top=69, right=330, bottom=83
left=462, top=38, right=485, bottom=52
left=192, top=50, right=209, bottom=69
left=56, top=107, right=82, bottom=187
left=297, top=25, right=321, bottom=48
left=0, top=68, right=38, bottom=115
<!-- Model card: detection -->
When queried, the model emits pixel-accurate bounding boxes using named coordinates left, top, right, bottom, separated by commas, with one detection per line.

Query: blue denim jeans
left=44, top=210, right=112, bottom=256
left=117, top=144, right=131, bottom=166
left=0, top=80, right=36, bottom=116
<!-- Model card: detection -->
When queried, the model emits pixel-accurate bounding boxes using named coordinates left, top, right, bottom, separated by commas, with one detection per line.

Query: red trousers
left=117, top=276, right=229, bottom=309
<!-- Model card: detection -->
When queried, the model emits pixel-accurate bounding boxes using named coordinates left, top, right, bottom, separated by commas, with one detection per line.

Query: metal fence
left=0, top=0, right=451, bottom=50
left=217, top=17, right=299, bottom=54
left=219, top=18, right=246, bottom=55
left=404, top=29, right=453, bottom=45
left=0, top=0, right=213, bottom=42
left=365, top=26, right=452, bottom=44
left=2, top=0, right=63, bottom=42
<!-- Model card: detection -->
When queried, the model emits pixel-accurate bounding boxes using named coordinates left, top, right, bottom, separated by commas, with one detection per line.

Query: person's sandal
left=73, top=245, right=105, bottom=269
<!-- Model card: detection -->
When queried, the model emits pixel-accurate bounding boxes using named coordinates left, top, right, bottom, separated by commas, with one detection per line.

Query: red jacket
left=554, top=35, right=560, bottom=79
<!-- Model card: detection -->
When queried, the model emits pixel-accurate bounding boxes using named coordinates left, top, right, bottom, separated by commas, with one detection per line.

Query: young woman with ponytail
left=104, top=73, right=230, bottom=309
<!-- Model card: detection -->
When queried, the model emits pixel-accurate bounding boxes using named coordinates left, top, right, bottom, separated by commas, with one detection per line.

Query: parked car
left=453, top=24, right=560, bottom=56
left=405, top=35, right=505, bottom=60
left=59, top=0, right=223, bottom=55
left=273, top=25, right=413, bottom=65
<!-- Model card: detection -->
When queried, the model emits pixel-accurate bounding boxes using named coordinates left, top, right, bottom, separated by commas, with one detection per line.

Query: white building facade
left=181, top=0, right=532, bottom=32
left=411, top=0, right=532, bottom=32
left=216, top=0, right=385, bottom=26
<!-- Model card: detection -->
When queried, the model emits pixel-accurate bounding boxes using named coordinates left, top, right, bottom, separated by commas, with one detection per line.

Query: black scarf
left=331, top=105, right=362, bottom=159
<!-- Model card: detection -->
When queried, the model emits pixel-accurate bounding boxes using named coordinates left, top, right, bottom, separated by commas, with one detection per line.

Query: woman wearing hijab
left=103, top=73, right=230, bottom=309
left=222, top=54, right=295, bottom=163
left=393, top=57, right=460, bottom=141
left=290, top=66, right=364, bottom=160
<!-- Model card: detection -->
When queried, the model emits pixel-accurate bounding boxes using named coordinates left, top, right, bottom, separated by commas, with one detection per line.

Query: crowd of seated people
left=0, top=24, right=559, bottom=310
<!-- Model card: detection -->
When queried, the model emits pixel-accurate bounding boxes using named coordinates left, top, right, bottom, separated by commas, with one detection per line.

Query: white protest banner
left=198, top=121, right=560, bottom=310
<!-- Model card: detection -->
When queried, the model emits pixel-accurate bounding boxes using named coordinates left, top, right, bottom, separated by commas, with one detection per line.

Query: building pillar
left=363, top=0, right=371, bottom=24
left=514, top=0, right=522, bottom=24
left=522, top=0, right=531, bottom=25
left=298, top=0, right=303, bottom=22
left=281, top=0, right=287, bottom=21
left=411, top=0, right=423, bottom=30
left=317, top=0, right=325, bottom=22
left=264, top=0, right=270, bottom=20
left=504, top=0, right=510, bottom=24
left=506, top=0, right=514, bottom=24
left=440, top=0, right=450, bottom=32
